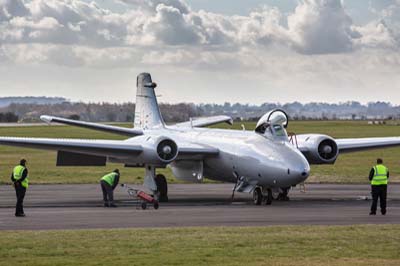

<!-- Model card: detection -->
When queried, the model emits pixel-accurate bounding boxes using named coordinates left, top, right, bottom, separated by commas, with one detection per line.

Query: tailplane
left=134, top=73, right=165, bottom=129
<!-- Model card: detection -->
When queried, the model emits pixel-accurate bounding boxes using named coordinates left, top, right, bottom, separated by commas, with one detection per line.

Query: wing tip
left=40, top=115, right=53, bottom=124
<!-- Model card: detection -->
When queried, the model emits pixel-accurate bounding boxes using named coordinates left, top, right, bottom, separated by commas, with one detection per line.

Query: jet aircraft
left=1, top=73, right=400, bottom=205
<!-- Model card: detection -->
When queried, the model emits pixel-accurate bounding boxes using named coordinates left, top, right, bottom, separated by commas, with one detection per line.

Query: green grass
left=1, top=225, right=400, bottom=266
left=1, top=121, right=400, bottom=184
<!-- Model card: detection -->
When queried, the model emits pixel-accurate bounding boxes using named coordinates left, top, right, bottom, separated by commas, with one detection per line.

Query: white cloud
left=287, top=0, right=356, bottom=54
left=0, top=0, right=399, bottom=70
left=354, top=20, right=398, bottom=49
left=143, top=4, right=201, bottom=45
left=120, top=0, right=190, bottom=14
left=10, top=16, right=61, bottom=30
left=0, top=0, right=29, bottom=20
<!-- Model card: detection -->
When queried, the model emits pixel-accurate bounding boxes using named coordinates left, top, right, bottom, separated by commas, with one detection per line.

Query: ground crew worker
left=100, top=169, right=120, bottom=207
left=369, top=158, right=389, bottom=215
left=11, top=159, right=29, bottom=217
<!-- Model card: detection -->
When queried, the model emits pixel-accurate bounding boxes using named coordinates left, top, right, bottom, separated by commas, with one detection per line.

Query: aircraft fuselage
left=136, top=126, right=311, bottom=188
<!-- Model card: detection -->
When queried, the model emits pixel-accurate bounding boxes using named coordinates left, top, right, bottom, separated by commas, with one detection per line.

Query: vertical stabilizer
left=134, top=73, right=165, bottom=129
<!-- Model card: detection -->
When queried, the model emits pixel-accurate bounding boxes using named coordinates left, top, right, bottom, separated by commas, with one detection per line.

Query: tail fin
left=134, top=73, right=165, bottom=129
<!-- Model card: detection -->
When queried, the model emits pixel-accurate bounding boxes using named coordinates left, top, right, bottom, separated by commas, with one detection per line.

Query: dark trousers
left=100, top=180, right=114, bottom=203
left=14, top=184, right=26, bottom=215
left=371, top=185, right=387, bottom=214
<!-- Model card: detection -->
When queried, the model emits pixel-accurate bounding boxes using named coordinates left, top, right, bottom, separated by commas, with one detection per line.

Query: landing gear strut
left=155, top=174, right=168, bottom=202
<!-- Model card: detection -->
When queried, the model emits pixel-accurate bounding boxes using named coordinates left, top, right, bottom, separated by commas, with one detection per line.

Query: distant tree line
left=0, top=112, right=18, bottom=122
left=0, top=102, right=203, bottom=123
left=0, top=97, right=66, bottom=108
left=1, top=99, right=400, bottom=122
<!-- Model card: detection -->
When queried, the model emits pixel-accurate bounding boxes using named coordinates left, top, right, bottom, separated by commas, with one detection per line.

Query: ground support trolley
left=121, top=184, right=159, bottom=210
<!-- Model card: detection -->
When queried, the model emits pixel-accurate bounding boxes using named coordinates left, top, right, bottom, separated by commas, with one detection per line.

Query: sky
left=0, top=0, right=399, bottom=104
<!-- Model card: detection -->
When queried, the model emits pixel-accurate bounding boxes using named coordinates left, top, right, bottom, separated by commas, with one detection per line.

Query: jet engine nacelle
left=297, top=134, right=339, bottom=164
left=141, top=137, right=178, bottom=165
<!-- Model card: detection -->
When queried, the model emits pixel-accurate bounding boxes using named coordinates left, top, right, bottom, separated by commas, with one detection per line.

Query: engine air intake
left=318, top=139, right=338, bottom=161
left=157, top=139, right=178, bottom=162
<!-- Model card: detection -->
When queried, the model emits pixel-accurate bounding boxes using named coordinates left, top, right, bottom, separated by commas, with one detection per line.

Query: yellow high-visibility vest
left=371, top=164, right=388, bottom=185
left=13, top=165, right=29, bottom=188
left=101, top=172, right=118, bottom=186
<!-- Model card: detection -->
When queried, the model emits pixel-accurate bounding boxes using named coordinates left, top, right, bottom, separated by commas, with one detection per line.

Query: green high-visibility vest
left=101, top=172, right=118, bottom=186
left=13, top=165, right=29, bottom=189
left=371, top=164, right=388, bottom=185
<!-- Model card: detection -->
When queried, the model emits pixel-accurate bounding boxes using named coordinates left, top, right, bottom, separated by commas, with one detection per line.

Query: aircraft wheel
left=265, top=188, right=273, bottom=205
left=253, top=187, right=262, bottom=205
left=153, top=201, right=159, bottom=210
left=141, top=202, right=147, bottom=210
left=155, top=174, right=168, bottom=202
left=271, top=189, right=280, bottom=200
left=277, top=187, right=290, bottom=201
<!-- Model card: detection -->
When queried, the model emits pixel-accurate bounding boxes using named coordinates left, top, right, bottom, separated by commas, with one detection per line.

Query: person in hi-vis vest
left=368, top=158, right=389, bottom=215
left=11, top=159, right=29, bottom=217
left=100, top=169, right=120, bottom=207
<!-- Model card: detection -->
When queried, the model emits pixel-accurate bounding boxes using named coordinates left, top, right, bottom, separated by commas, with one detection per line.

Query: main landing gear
left=155, top=174, right=168, bottom=202
left=253, top=187, right=291, bottom=205
left=143, top=165, right=169, bottom=203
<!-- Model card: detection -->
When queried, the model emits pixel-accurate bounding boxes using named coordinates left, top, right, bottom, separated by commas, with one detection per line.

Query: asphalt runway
left=0, top=183, right=399, bottom=230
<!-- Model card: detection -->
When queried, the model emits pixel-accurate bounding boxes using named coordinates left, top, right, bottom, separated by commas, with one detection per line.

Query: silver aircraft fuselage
left=126, top=126, right=310, bottom=188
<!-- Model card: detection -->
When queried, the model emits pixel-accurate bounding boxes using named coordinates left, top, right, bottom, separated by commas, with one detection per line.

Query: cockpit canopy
left=255, top=109, right=289, bottom=140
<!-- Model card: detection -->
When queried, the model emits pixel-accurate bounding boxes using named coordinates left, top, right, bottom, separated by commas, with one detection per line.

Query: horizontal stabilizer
left=174, top=115, right=233, bottom=128
left=40, top=115, right=143, bottom=137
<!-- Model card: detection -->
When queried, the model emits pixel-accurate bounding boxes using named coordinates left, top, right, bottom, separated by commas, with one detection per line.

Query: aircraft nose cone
left=287, top=153, right=310, bottom=183
left=301, top=168, right=310, bottom=178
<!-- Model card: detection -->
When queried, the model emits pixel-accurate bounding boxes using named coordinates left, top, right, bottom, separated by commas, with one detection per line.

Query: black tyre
left=155, top=174, right=168, bottom=202
left=141, top=202, right=147, bottom=210
left=277, top=187, right=290, bottom=201
left=266, top=188, right=273, bottom=205
left=153, top=201, right=159, bottom=210
left=272, top=190, right=280, bottom=200
left=253, top=187, right=262, bottom=205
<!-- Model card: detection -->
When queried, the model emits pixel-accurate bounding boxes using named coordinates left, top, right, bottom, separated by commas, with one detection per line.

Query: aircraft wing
left=0, top=136, right=218, bottom=165
left=174, top=115, right=233, bottom=128
left=0, top=137, right=142, bottom=158
left=40, top=115, right=143, bottom=137
left=177, top=142, right=219, bottom=159
left=337, top=137, right=400, bottom=153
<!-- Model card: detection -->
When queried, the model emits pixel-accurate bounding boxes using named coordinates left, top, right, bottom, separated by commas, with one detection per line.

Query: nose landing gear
left=253, top=187, right=273, bottom=205
left=276, top=187, right=290, bottom=201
